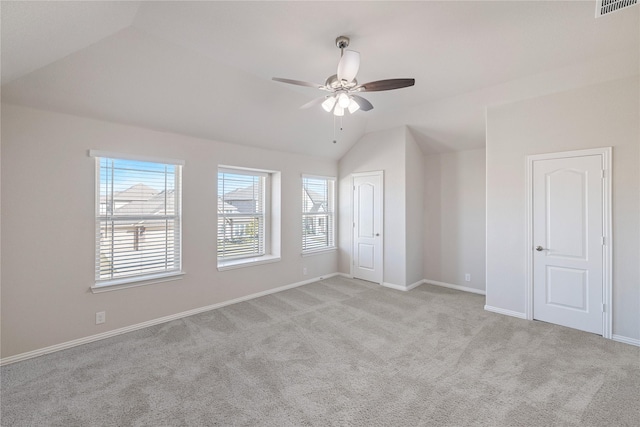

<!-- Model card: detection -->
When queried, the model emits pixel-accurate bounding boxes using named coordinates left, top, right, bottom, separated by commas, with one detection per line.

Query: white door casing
left=527, top=148, right=612, bottom=337
left=352, top=171, right=383, bottom=283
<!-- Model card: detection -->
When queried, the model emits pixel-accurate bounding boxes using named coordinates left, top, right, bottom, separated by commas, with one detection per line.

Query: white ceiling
left=2, top=1, right=638, bottom=159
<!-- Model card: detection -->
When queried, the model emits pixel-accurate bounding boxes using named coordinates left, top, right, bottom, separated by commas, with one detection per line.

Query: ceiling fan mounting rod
left=336, top=35, right=349, bottom=56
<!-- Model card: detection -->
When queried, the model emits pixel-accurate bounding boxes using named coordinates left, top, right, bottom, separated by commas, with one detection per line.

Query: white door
left=352, top=172, right=383, bottom=283
left=533, top=155, right=604, bottom=334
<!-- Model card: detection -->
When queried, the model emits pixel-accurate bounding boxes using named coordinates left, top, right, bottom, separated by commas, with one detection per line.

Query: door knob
left=376, top=233, right=380, bottom=236
left=535, top=246, right=544, bottom=251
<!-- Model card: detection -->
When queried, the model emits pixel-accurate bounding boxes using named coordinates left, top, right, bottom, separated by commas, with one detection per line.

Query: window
left=302, top=175, right=336, bottom=253
left=92, top=151, right=183, bottom=288
left=218, top=167, right=279, bottom=268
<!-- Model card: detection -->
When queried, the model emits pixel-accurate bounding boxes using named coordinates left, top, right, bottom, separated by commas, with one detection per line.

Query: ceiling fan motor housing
left=336, top=36, right=350, bottom=49
left=325, top=74, right=358, bottom=90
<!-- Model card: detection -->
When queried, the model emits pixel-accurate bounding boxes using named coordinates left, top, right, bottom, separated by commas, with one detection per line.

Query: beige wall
left=423, top=149, right=486, bottom=292
left=338, top=126, right=425, bottom=288
left=486, top=76, right=640, bottom=341
left=1, top=104, right=338, bottom=358
left=423, top=154, right=442, bottom=281
left=405, top=131, right=425, bottom=286
left=338, top=127, right=407, bottom=286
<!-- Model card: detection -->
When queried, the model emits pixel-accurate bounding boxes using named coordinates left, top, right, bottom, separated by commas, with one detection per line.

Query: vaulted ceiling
left=2, top=1, right=638, bottom=159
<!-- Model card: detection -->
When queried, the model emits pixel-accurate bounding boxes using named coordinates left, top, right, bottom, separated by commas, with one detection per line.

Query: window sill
left=91, top=271, right=185, bottom=293
left=302, top=247, right=337, bottom=257
left=217, top=255, right=281, bottom=271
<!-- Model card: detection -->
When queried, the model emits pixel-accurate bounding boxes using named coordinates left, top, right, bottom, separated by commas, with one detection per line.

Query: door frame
left=350, top=170, right=384, bottom=284
left=525, top=147, right=612, bottom=338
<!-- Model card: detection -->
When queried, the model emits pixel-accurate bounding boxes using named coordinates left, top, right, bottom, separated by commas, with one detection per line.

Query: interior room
left=1, top=1, right=639, bottom=425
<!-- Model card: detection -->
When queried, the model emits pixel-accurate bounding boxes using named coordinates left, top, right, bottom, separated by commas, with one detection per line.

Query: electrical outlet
left=303, top=267, right=308, bottom=276
left=95, top=311, right=106, bottom=325
left=465, top=274, right=471, bottom=282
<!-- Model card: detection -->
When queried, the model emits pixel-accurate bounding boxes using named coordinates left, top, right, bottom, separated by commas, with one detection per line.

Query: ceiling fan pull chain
left=333, top=114, right=337, bottom=144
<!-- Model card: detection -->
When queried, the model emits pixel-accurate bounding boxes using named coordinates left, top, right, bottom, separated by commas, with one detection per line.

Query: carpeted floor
left=1, top=276, right=639, bottom=426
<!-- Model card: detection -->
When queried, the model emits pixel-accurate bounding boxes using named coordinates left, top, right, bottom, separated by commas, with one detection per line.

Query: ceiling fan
left=273, top=36, right=415, bottom=116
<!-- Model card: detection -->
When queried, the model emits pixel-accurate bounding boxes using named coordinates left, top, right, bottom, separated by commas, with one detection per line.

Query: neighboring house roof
left=222, top=183, right=261, bottom=201
left=114, top=183, right=159, bottom=201
left=222, top=184, right=262, bottom=214
left=304, top=187, right=327, bottom=213
left=218, top=198, right=237, bottom=213
left=114, top=189, right=175, bottom=216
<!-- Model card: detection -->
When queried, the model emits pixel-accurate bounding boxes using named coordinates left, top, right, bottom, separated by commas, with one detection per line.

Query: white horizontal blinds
left=218, top=170, right=266, bottom=261
left=96, top=157, right=181, bottom=282
left=302, top=176, right=335, bottom=252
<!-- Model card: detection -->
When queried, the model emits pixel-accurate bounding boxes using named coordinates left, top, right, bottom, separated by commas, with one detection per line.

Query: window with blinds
left=218, top=169, right=267, bottom=262
left=94, top=154, right=182, bottom=286
left=302, top=175, right=335, bottom=253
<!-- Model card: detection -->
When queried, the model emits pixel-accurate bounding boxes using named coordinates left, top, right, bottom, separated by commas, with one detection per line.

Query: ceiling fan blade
left=351, top=95, right=373, bottom=112
left=356, top=78, right=415, bottom=92
left=337, top=50, right=360, bottom=83
left=300, top=96, right=328, bottom=109
left=272, top=77, right=324, bottom=89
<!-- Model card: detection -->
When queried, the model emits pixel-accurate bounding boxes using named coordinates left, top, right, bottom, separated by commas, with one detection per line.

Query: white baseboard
left=382, top=282, right=404, bottom=291
left=612, top=334, right=640, bottom=347
left=381, top=279, right=423, bottom=292
left=423, top=279, right=486, bottom=296
left=484, top=305, right=527, bottom=319
left=406, top=279, right=424, bottom=291
left=0, top=273, right=340, bottom=366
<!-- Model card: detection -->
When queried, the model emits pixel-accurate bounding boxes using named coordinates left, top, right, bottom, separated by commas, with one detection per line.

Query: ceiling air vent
left=596, top=0, right=638, bottom=17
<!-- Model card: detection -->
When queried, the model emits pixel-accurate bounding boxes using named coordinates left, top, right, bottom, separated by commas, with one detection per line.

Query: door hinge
left=602, top=236, right=605, bottom=245
left=600, top=169, right=605, bottom=179
left=353, top=222, right=356, bottom=228
left=602, top=303, right=605, bottom=313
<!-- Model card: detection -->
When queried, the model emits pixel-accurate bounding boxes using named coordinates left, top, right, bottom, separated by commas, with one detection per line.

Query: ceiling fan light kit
left=273, top=35, right=415, bottom=117
left=321, top=96, right=337, bottom=112
left=338, top=93, right=350, bottom=108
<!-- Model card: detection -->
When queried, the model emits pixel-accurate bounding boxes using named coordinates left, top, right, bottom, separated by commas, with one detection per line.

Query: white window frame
left=217, top=166, right=281, bottom=270
left=89, top=150, right=184, bottom=292
left=302, top=174, right=336, bottom=255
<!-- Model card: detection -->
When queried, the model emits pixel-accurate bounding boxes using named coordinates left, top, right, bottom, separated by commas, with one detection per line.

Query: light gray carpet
left=1, top=276, right=639, bottom=426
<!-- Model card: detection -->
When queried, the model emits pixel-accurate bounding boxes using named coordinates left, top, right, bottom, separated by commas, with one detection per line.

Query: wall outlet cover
left=96, top=311, right=106, bottom=325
